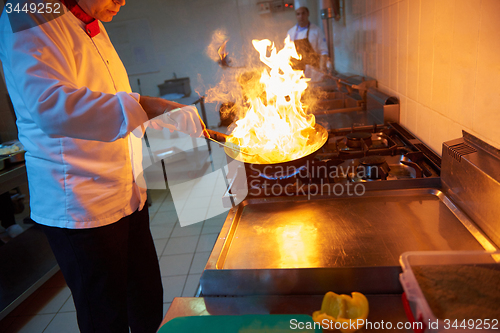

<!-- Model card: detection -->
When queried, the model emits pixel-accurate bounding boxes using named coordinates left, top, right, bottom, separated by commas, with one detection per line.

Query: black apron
left=291, top=24, right=320, bottom=71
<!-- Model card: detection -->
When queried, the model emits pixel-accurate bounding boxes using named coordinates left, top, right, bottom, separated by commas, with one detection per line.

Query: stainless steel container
left=7, top=151, right=25, bottom=163
left=0, top=156, right=7, bottom=171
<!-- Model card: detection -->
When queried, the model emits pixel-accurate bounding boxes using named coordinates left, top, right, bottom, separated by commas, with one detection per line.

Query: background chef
left=287, top=0, right=329, bottom=73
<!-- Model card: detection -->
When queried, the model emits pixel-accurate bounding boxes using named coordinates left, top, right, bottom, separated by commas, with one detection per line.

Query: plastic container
left=399, top=251, right=500, bottom=333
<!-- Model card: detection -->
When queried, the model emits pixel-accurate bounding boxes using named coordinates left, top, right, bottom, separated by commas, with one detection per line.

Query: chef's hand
left=139, top=95, right=184, bottom=119
left=139, top=96, right=207, bottom=137
left=150, top=105, right=208, bottom=138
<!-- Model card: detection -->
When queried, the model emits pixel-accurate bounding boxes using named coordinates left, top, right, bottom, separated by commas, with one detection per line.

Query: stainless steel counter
left=165, top=112, right=499, bottom=331
left=0, top=162, right=58, bottom=320
left=0, top=162, right=26, bottom=194
left=314, top=107, right=382, bottom=130
left=200, top=188, right=495, bottom=296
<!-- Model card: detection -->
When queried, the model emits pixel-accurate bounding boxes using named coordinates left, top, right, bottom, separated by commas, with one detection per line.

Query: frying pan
left=207, top=124, right=328, bottom=180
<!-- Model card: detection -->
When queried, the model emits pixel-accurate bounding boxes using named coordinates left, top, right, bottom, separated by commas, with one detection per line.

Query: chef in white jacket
left=0, top=0, right=204, bottom=332
left=287, top=0, right=329, bottom=73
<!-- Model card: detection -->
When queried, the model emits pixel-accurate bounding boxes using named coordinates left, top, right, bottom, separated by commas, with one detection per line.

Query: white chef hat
left=294, top=0, right=308, bottom=10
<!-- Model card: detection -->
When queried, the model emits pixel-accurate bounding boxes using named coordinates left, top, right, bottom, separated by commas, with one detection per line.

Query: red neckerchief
left=60, top=0, right=100, bottom=38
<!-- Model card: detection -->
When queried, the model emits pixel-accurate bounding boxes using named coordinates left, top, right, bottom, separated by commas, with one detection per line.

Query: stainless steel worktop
left=163, top=107, right=500, bottom=330
left=223, top=190, right=484, bottom=269
left=0, top=162, right=26, bottom=194
left=200, top=188, right=495, bottom=296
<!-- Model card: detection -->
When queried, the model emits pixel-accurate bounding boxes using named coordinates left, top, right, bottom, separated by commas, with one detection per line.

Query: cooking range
left=203, top=119, right=499, bottom=298
left=226, top=122, right=441, bottom=200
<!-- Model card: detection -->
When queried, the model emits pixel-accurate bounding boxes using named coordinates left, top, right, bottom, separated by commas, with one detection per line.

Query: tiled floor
left=0, top=189, right=226, bottom=333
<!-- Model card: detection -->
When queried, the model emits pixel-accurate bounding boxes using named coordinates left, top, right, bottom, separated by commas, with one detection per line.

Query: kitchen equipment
left=0, top=156, right=7, bottom=171
left=304, top=86, right=400, bottom=133
left=205, top=129, right=229, bottom=142
left=218, top=123, right=328, bottom=206
left=399, top=251, right=500, bottom=333
left=0, top=141, right=26, bottom=165
left=202, top=188, right=491, bottom=296
left=221, top=124, right=328, bottom=192
left=441, top=131, right=500, bottom=248
left=306, top=75, right=377, bottom=116
left=3, top=151, right=25, bottom=164
left=222, top=122, right=442, bottom=202
left=158, top=76, right=191, bottom=98
left=158, top=314, right=321, bottom=332
left=201, top=125, right=499, bottom=297
left=224, top=124, right=328, bottom=165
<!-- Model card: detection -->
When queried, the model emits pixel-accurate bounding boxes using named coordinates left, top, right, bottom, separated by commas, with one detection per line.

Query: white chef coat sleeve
left=2, top=18, right=148, bottom=142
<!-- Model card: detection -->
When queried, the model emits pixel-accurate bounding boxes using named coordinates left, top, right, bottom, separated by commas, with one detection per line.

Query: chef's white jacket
left=287, top=22, right=329, bottom=56
left=0, top=6, right=149, bottom=228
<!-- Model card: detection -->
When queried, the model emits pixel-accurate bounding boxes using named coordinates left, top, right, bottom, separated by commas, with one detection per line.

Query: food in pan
left=225, top=38, right=328, bottom=165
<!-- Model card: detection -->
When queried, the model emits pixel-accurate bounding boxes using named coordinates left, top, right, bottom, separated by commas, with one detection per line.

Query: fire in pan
left=206, top=125, right=328, bottom=180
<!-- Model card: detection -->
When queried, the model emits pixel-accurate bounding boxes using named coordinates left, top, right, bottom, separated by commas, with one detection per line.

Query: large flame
left=226, top=37, right=326, bottom=164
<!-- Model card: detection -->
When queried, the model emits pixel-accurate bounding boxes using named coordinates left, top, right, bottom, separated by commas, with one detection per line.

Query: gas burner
left=224, top=123, right=442, bottom=199
left=360, top=155, right=387, bottom=166
left=386, top=164, right=417, bottom=180
left=357, top=156, right=390, bottom=180
left=324, top=131, right=399, bottom=159
left=346, top=132, right=372, bottom=148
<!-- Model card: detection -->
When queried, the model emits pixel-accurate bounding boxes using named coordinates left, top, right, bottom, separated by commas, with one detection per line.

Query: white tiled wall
left=333, top=0, right=500, bottom=153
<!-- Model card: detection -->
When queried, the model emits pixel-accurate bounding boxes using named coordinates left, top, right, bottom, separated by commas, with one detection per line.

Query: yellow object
left=312, top=292, right=369, bottom=333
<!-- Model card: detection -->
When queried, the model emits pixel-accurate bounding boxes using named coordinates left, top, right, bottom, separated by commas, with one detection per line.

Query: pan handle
left=205, top=129, right=228, bottom=142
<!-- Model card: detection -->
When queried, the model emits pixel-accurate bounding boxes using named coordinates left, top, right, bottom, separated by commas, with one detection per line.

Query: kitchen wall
left=105, top=0, right=318, bottom=127
left=331, top=0, right=500, bottom=153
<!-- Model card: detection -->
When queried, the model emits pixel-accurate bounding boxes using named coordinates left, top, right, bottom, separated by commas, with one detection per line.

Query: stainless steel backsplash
left=441, top=131, right=500, bottom=248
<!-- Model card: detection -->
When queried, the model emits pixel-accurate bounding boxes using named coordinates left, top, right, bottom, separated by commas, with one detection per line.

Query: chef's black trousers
left=38, top=207, right=163, bottom=333
left=0, top=191, right=16, bottom=229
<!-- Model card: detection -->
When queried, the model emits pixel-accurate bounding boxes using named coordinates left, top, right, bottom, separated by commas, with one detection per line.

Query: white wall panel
left=332, top=0, right=500, bottom=151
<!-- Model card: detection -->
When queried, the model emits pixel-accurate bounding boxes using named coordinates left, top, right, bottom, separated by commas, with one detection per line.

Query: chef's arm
left=138, top=96, right=185, bottom=120
left=140, top=96, right=207, bottom=138
left=6, top=23, right=148, bottom=142
left=317, top=27, right=329, bottom=73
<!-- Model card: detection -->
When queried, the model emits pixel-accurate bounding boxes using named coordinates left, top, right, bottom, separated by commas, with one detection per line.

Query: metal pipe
left=320, top=0, right=335, bottom=72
